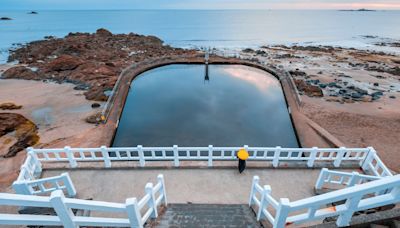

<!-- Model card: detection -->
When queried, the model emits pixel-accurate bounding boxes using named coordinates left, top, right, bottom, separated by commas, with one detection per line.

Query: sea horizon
left=1, top=9, right=400, bottom=63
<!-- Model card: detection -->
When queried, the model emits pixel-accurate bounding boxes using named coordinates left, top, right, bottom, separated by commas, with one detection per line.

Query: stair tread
left=148, top=204, right=263, bottom=228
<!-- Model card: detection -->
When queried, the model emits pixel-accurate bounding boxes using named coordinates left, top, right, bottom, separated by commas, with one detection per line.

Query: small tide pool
left=112, top=64, right=299, bottom=147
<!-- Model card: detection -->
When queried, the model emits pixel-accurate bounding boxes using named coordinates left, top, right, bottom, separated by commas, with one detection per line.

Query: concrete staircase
left=147, top=204, right=263, bottom=228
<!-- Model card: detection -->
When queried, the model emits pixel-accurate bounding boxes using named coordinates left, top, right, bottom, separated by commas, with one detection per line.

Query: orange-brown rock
left=6, top=28, right=197, bottom=101
left=2, top=66, right=38, bottom=80
left=0, top=113, right=39, bottom=158
left=295, top=79, right=323, bottom=97
left=0, top=102, right=22, bottom=110
left=46, top=54, right=84, bottom=71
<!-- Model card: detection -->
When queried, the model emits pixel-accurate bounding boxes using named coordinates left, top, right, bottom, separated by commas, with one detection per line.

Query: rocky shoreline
left=0, top=30, right=399, bottom=187
left=3, top=28, right=197, bottom=101
left=238, top=45, right=400, bottom=172
left=240, top=45, right=400, bottom=104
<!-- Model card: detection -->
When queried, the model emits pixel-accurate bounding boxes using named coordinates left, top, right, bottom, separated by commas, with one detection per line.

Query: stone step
left=148, top=204, right=263, bottom=228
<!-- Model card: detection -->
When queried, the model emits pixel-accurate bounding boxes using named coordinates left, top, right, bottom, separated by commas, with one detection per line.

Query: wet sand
left=0, top=77, right=104, bottom=190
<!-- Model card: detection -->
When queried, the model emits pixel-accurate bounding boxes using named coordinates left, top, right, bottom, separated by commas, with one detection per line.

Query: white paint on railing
left=362, top=147, right=392, bottom=177
left=27, top=146, right=372, bottom=169
left=1, top=174, right=167, bottom=228
left=315, top=168, right=382, bottom=190
left=13, top=172, right=76, bottom=197
left=250, top=174, right=400, bottom=227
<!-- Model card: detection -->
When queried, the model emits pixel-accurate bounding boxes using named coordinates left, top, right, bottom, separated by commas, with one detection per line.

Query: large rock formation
left=4, top=28, right=197, bottom=101
left=0, top=113, right=39, bottom=158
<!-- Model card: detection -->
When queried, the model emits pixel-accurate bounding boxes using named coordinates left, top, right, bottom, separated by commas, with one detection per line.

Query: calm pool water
left=112, top=64, right=298, bottom=147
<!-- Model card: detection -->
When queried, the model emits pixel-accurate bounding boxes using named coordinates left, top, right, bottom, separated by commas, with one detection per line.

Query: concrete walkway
left=42, top=168, right=353, bottom=204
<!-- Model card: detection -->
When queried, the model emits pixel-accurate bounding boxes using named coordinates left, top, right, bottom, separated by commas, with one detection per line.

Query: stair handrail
left=361, top=147, right=393, bottom=177
left=315, top=168, right=382, bottom=190
left=249, top=176, right=279, bottom=224
left=12, top=172, right=77, bottom=197
left=1, top=174, right=167, bottom=228
left=250, top=174, right=400, bottom=227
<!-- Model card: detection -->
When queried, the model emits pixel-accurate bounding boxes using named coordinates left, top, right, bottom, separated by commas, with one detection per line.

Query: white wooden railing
left=13, top=151, right=76, bottom=197
left=27, top=146, right=371, bottom=168
left=16, top=151, right=42, bottom=182
left=1, top=174, right=167, bottom=228
left=249, top=174, right=400, bottom=227
left=315, top=168, right=383, bottom=190
left=13, top=172, right=76, bottom=197
left=361, top=147, right=393, bottom=177
left=249, top=176, right=280, bottom=224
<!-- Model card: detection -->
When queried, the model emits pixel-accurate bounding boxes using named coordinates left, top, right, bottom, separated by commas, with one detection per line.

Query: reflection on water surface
left=112, top=65, right=298, bottom=147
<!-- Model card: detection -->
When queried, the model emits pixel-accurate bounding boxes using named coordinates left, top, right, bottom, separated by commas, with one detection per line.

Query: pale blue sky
left=1, top=0, right=400, bottom=10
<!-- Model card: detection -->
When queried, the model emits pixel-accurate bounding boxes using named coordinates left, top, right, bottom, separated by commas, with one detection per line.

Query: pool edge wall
left=102, top=55, right=343, bottom=149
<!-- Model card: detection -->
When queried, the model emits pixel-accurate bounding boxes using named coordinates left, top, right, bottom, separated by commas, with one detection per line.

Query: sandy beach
left=0, top=76, right=104, bottom=190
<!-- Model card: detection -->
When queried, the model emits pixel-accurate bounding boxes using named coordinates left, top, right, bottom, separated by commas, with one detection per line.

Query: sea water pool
left=112, top=64, right=299, bottom=147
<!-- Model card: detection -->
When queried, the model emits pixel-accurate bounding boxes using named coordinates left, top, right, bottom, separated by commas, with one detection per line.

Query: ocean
left=1, top=10, right=400, bottom=63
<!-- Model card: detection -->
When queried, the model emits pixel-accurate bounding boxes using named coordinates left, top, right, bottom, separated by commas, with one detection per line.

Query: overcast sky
left=1, top=0, right=400, bottom=10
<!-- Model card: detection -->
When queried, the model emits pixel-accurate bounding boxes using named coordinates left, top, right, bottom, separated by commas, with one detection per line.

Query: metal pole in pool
left=204, top=48, right=210, bottom=83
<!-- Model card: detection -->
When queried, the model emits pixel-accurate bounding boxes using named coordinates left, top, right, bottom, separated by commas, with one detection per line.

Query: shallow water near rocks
left=112, top=64, right=299, bottom=147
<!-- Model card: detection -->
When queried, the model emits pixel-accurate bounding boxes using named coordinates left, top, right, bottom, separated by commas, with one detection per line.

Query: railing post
left=64, top=146, right=77, bottom=168
left=273, top=146, right=281, bottom=168
left=244, top=145, right=249, bottom=157
left=101, top=146, right=112, bottom=168
left=249, top=176, right=259, bottom=206
left=173, top=145, right=179, bottom=167
left=257, top=185, right=271, bottom=221
left=138, top=145, right=145, bottom=167
left=208, top=145, right=213, bottom=167
left=61, top=172, right=77, bottom=197
left=315, top=168, right=328, bottom=190
left=307, top=147, right=318, bottom=168
left=334, top=147, right=346, bottom=167
left=336, top=195, right=362, bottom=226
left=361, top=147, right=376, bottom=172
left=27, top=148, right=42, bottom=177
left=274, top=198, right=290, bottom=228
left=50, top=190, right=77, bottom=227
left=158, top=174, right=168, bottom=206
left=12, top=181, right=32, bottom=195
left=347, top=172, right=360, bottom=187
left=145, top=183, right=158, bottom=218
left=125, top=198, right=143, bottom=228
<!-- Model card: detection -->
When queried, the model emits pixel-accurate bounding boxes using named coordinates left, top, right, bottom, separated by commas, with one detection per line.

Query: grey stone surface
left=148, top=204, right=262, bottom=228
left=42, top=168, right=357, bottom=204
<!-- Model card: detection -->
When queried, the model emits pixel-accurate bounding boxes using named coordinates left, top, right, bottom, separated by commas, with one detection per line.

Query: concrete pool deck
left=42, top=168, right=356, bottom=204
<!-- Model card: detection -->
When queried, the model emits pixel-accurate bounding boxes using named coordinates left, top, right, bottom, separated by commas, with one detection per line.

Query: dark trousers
left=238, top=159, right=246, bottom=173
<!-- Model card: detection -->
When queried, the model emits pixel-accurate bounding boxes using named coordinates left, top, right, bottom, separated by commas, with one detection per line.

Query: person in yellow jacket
left=237, top=148, right=249, bottom=173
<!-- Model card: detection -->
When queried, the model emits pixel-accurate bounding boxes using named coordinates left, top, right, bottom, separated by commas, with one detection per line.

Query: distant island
left=339, top=8, right=376, bottom=12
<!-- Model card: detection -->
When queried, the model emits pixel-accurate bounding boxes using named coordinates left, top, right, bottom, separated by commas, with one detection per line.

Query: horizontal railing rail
left=27, top=146, right=370, bottom=169
left=1, top=174, right=167, bottom=228
left=250, top=174, right=400, bottom=227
